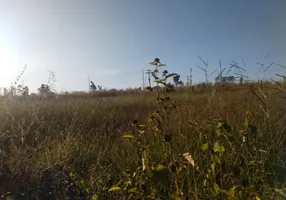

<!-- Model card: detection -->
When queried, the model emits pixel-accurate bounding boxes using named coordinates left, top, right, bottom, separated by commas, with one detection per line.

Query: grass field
left=0, top=82, right=286, bottom=199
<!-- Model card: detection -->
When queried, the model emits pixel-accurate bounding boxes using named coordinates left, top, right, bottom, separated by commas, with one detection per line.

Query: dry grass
left=0, top=82, right=285, bottom=199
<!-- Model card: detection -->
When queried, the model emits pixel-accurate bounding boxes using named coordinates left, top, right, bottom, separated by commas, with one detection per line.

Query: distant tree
left=22, top=86, right=29, bottom=97
left=97, top=85, right=103, bottom=90
left=217, top=75, right=235, bottom=83
left=38, top=84, right=51, bottom=94
left=16, top=84, right=29, bottom=97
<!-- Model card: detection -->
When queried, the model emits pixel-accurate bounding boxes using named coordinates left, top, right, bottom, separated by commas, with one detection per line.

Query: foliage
left=38, top=84, right=51, bottom=94
left=173, top=75, right=184, bottom=86
left=17, top=85, right=29, bottom=97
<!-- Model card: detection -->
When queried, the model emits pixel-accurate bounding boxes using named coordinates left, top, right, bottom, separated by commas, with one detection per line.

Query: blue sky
left=0, top=0, right=285, bottom=93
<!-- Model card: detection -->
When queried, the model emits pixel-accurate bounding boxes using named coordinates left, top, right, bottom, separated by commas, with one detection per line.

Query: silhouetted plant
left=38, top=84, right=51, bottom=94
left=90, top=81, right=97, bottom=91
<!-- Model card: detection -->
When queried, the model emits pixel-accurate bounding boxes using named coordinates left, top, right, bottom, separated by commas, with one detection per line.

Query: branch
left=196, top=65, right=207, bottom=72
left=264, top=62, right=274, bottom=72
left=198, top=56, right=208, bottom=67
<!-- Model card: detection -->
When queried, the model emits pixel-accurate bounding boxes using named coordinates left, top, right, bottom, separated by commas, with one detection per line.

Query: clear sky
left=0, top=0, right=285, bottom=93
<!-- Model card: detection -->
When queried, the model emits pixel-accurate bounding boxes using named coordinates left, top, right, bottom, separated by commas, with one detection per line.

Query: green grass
left=0, top=82, right=286, bottom=199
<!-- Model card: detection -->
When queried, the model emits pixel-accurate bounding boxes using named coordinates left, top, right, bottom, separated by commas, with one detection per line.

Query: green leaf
left=216, top=121, right=232, bottom=135
left=176, top=166, right=182, bottom=174
left=139, top=124, right=146, bottom=128
left=69, top=171, right=76, bottom=178
left=123, top=180, right=132, bottom=190
left=108, top=186, right=121, bottom=192
left=228, top=186, right=236, bottom=197
left=122, top=171, right=130, bottom=177
left=216, top=129, right=221, bottom=136
left=145, top=165, right=153, bottom=178
left=92, top=194, right=98, bottom=200
left=128, top=187, right=139, bottom=193
left=203, top=179, right=207, bottom=187
left=151, top=71, right=159, bottom=79
left=214, top=183, right=220, bottom=194
left=166, top=73, right=179, bottom=78
left=214, top=155, right=221, bottom=164
left=155, top=164, right=166, bottom=171
left=158, top=63, right=167, bottom=67
left=214, top=141, right=225, bottom=153
left=80, top=179, right=85, bottom=186
left=220, top=188, right=235, bottom=199
left=201, top=143, right=209, bottom=151
left=154, top=79, right=167, bottom=84
left=216, top=122, right=223, bottom=136
left=149, top=61, right=156, bottom=65
left=123, top=135, right=134, bottom=138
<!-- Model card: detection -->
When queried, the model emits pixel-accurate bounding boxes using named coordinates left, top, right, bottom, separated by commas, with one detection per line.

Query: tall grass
left=0, top=67, right=285, bottom=199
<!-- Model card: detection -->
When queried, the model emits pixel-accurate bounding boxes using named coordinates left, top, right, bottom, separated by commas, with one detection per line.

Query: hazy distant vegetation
left=0, top=58, right=285, bottom=199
